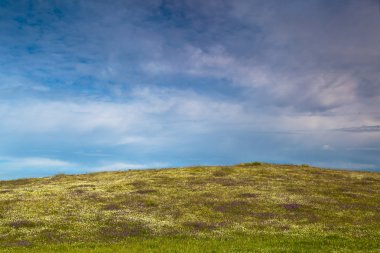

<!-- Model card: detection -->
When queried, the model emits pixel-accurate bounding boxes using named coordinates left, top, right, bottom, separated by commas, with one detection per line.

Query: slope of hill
left=0, top=163, right=379, bottom=252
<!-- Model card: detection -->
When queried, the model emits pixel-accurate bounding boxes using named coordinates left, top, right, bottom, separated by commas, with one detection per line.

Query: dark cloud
left=335, top=126, right=380, bottom=132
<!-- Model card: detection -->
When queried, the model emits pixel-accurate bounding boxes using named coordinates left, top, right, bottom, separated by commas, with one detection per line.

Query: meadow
left=0, top=163, right=379, bottom=252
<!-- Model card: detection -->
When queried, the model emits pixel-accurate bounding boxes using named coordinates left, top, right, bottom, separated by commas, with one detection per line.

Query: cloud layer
left=0, top=0, right=379, bottom=178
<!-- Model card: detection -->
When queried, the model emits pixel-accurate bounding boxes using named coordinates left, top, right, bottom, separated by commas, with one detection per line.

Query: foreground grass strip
left=1, top=235, right=380, bottom=253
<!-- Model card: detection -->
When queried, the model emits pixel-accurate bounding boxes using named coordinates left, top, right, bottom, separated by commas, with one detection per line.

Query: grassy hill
left=0, top=163, right=379, bottom=252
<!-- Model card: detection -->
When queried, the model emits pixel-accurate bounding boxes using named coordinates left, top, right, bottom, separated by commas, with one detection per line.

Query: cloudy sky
left=1, top=0, right=380, bottom=179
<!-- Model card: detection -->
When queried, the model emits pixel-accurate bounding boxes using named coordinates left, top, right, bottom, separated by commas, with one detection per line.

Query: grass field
left=0, top=163, right=379, bottom=252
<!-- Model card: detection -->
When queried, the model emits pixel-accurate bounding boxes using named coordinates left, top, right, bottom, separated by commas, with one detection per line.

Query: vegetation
left=0, top=163, right=379, bottom=252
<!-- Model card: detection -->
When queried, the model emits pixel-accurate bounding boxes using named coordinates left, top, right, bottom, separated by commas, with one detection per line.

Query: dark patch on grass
left=153, top=176, right=173, bottom=185
left=0, top=189, right=13, bottom=194
left=212, top=170, right=229, bottom=177
left=252, top=212, right=275, bottom=218
left=69, top=184, right=96, bottom=189
left=143, top=199, right=158, bottom=207
left=182, top=221, right=217, bottom=231
left=212, top=167, right=235, bottom=177
left=8, top=220, right=39, bottom=229
left=102, top=203, right=123, bottom=211
left=1, top=178, right=34, bottom=187
left=282, top=203, right=301, bottom=210
left=7, top=240, right=32, bottom=247
left=99, top=220, right=151, bottom=239
left=71, top=189, right=86, bottom=195
left=130, top=180, right=148, bottom=189
left=118, top=195, right=159, bottom=209
left=238, top=162, right=262, bottom=166
left=210, top=177, right=250, bottom=187
left=83, top=192, right=106, bottom=202
left=39, top=229, right=66, bottom=243
left=286, top=188, right=305, bottom=194
left=105, top=185, right=125, bottom=193
left=306, top=213, right=319, bottom=223
left=170, top=208, right=182, bottom=219
left=186, top=177, right=207, bottom=186
left=213, top=201, right=250, bottom=214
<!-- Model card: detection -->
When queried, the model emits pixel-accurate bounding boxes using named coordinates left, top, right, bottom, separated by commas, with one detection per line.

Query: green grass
left=1, top=235, right=380, bottom=253
left=0, top=163, right=379, bottom=252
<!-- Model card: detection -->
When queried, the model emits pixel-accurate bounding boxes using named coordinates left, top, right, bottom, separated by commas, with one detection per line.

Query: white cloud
left=0, top=87, right=248, bottom=137
left=0, top=156, right=74, bottom=169
left=1, top=84, right=379, bottom=153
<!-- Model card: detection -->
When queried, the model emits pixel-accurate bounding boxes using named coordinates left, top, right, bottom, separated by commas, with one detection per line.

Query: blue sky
left=1, top=0, right=380, bottom=179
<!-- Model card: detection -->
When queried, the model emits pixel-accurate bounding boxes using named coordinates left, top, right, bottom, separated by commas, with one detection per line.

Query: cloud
left=1, top=84, right=379, bottom=173
left=345, top=147, right=380, bottom=151
left=0, top=86, right=264, bottom=163
left=139, top=0, right=380, bottom=116
left=0, top=156, right=79, bottom=179
left=2, top=0, right=379, bottom=117
left=335, top=126, right=380, bottom=133
left=0, top=0, right=380, bottom=177
left=0, top=87, right=246, bottom=136
left=0, top=156, right=74, bottom=169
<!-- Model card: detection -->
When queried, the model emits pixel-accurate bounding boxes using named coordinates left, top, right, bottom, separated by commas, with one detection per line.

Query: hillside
left=0, top=163, right=379, bottom=252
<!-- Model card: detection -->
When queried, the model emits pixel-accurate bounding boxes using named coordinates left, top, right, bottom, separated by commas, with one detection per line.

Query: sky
left=0, top=0, right=380, bottom=179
